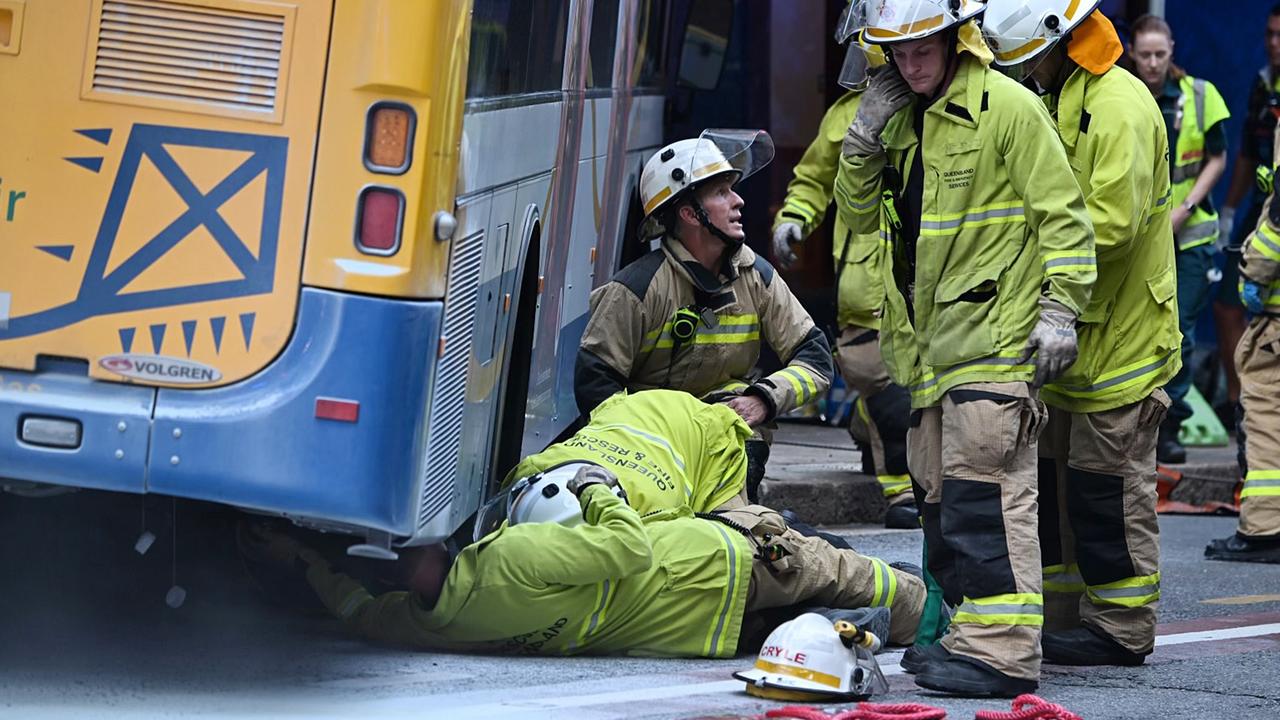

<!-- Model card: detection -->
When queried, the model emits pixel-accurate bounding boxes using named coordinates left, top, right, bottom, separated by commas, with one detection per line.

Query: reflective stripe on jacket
left=1171, top=75, right=1231, bottom=251
left=773, top=91, right=884, bottom=330
left=505, top=389, right=752, bottom=514
left=1039, top=63, right=1181, bottom=413
left=575, top=240, right=832, bottom=420
left=305, top=488, right=754, bottom=658
left=835, top=53, right=1095, bottom=408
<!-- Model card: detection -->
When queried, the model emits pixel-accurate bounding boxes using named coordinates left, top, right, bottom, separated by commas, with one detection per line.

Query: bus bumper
left=1, top=288, right=442, bottom=537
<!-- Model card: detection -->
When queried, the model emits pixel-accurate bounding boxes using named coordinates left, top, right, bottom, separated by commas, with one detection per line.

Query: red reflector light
left=356, top=187, right=404, bottom=255
left=315, top=397, right=360, bottom=423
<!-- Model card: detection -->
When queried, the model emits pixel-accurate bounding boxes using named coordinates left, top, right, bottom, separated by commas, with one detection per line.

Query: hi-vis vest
left=1171, top=75, right=1231, bottom=251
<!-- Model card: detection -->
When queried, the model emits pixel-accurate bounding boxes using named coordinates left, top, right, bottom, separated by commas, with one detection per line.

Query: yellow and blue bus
left=0, top=0, right=732, bottom=552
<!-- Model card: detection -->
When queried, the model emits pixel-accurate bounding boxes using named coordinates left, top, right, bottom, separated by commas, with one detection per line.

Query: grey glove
left=565, top=464, right=619, bottom=497
left=1022, top=298, right=1078, bottom=388
left=842, top=66, right=913, bottom=157
left=772, top=222, right=802, bottom=269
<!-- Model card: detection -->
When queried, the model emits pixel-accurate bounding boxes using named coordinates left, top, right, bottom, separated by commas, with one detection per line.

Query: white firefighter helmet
left=733, top=613, right=889, bottom=702
left=472, top=463, right=623, bottom=541
left=982, top=0, right=1102, bottom=68
left=638, top=129, right=774, bottom=239
left=853, top=0, right=986, bottom=46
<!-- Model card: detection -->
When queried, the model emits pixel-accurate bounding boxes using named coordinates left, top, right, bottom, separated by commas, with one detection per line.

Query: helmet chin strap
left=692, top=201, right=742, bottom=254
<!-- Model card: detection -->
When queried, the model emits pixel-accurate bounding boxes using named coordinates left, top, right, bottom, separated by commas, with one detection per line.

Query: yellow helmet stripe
left=692, top=159, right=734, bottom=180
left=752, top=659, right=844, bottom=688
left=865, top=13, right=945, bottom=41
left=994, top=36, right=1047, bottom=62
left=643, top=185, right=673, bottom=215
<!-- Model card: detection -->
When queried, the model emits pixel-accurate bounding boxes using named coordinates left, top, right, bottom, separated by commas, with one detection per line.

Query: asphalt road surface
left=1, top=488, right=1278, bottom=719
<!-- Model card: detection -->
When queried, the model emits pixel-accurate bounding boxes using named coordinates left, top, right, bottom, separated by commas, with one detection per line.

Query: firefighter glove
left=1022, top=298, right=1078, bottom=388
left=566, top=464, right=619, bottom=497
left=772, top=223, right=802, bottom=269
left=1241, top=279, right=1266, bottom=314
left=843, top=66, right=913, bottom=158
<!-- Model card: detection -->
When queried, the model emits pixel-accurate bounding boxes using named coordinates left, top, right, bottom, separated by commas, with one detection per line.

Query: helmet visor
left=838, top=41, right=871, bottom=91
left=835, top=1, right=867, bottom=45
left=471, top=476, right=532, bottom=542
left=692, top=129, right=775, bottom=187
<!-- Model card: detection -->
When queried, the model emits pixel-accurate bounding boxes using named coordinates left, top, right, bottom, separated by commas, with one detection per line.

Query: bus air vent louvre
left=417, top=231, right=486, bottom=529
left=89, top=0, right=286, bottom=118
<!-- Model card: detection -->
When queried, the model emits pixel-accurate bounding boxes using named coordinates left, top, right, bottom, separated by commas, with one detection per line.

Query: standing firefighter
left=983, top=0, right=1177, bottom=668
left=1129, top=14, right=1231, bottom=465
left=1205, top=120, right=1280, bottom=565
left=576, top=130, right=833, bottom=501
left=772, top=29, right=918, bottom=530
left=835, top=0, right=1095, bottom=697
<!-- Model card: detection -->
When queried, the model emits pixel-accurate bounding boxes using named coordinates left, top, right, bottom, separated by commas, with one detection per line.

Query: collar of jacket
left=883, top=53, right=988, bottom=151
left=1055, top=62, right=1109, bottom=151
left=662, top=236, right=756, bottom=294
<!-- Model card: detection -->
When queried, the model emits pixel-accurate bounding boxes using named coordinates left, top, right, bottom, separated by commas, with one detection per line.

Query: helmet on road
left=733, top=613, right=889, bottom=701
left=639, top=129, right=774, bottom=239
left=472, top=463, right=622, bottom=541
left=981, top=0, right=1102, bottom=67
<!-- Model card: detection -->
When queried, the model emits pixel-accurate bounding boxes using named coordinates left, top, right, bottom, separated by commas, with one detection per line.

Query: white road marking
left=373, top=621, right=1280, bottom=718
left=1155, top=622, right=1280, bottom=647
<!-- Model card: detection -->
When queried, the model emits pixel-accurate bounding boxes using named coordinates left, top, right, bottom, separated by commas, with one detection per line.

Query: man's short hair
left=1271, top=3, right=1280, bottom=17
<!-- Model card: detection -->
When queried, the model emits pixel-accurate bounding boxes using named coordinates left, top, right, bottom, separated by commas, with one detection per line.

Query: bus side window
left=467, top=0, right=572, bottom=99
left=634, top=0, right=670, bottom=89
left=588, top=0, right=621, bottom=89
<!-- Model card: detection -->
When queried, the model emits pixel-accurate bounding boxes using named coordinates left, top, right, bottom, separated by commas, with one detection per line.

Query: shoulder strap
left=1192, top=78, right=1207, bottom=134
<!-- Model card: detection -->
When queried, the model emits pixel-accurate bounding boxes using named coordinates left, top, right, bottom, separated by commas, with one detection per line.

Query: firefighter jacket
left=1241, top=125, right=1280, bottom=308
left=504, top=389, right=752, bottom=514
left=1169, top=75, right=1231, bottom=251
left=1038, top=42, right=1181, bottom=414
left=575, top=239, right=833, bottom=421
left=834, top=52, right=1096, bottom=408
left=773, top=91, right=885, bottom=330
left=304, top=486, right=754, bottom=658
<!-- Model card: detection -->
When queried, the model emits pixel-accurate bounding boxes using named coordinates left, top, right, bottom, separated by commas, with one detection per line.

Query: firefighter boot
left=900, top=642, right=950, bottom=675
left=915, top=654, right=1038, bottom=698
left=1205, top=533, right=1280, bottom=563
left=1042, top=625, right=1148, bottom=666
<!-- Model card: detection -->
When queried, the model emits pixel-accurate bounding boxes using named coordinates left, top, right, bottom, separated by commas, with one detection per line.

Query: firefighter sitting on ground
left=574, top=130, right=833, bottom=502
left=771, top=34, right=918, bottom=530
left=240, top=390, right=926, bottom=657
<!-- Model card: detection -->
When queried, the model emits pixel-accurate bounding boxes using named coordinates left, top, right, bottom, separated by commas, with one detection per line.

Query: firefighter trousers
left=1236, top=316, right=1280, bottom=537
left=836, top=326, right=913, bottom=505
left=1037, top=391, right=1168, bottom=654
left=907, top=381, right=1046, bottom=681
left=719, top=505, right=926, bottom=646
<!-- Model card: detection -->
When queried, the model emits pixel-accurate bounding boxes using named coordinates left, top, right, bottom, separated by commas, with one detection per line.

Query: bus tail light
left=315, top=397, right=360, bottom=423
left=364, top=103, right=415, bottom=173
left=356, top=187, right=404, bottom=255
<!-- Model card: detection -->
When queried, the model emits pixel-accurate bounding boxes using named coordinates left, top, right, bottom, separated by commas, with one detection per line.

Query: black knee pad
left=863, top=384, right=912, bottom=475
left=1038, top=457, right=1065, bottom=567
left=941, top=478, right=1018, bottom=599
left=1064, top=467, right=1134, bottom=585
